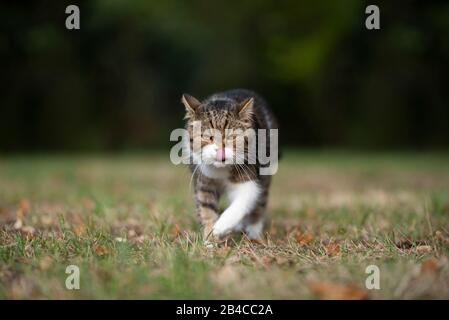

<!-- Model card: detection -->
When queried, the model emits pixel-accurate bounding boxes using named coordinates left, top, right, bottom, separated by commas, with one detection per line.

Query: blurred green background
left=1, top=0, right=448, bottom=152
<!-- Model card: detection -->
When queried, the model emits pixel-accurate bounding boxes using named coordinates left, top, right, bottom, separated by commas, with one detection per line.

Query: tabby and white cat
left=181, top=89, right=279, bottom=241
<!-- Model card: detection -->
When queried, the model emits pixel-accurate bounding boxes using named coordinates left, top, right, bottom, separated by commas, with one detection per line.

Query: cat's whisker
left=237, top=164, right=252, bottom=181
left=240, top=163, right=257, bottom=180
left=189, top=164, right=201, bottom=190
left=237, top=165, right=248, bottom=180
left=234, top=164, right=245, bottom=182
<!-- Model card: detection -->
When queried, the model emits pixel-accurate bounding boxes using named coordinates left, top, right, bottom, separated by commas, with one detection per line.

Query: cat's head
left=181, top=94, right=255, bottom=168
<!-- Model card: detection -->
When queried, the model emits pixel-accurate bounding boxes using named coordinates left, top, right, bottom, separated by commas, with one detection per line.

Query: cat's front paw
left=212, top=219, right=234, bottom=239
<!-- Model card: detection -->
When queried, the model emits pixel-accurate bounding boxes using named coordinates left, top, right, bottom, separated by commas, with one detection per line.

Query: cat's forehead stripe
left=204, top=99, right=233, bottom=110
left=209, top=97, right=233, bottom=103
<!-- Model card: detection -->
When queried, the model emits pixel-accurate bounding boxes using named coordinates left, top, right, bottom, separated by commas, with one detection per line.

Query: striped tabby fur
left=181, top=89, right=279, bottom=241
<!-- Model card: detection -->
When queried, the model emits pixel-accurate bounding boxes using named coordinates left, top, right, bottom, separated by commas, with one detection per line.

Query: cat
left=181, top=89, right=279, bottom=241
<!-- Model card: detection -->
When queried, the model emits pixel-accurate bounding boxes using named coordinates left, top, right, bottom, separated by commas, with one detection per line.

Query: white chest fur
left=200, top=165, right=230, bottom=179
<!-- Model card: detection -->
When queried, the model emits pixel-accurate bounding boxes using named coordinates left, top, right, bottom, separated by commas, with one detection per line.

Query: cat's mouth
left=212, top=161, right=228, bottom=168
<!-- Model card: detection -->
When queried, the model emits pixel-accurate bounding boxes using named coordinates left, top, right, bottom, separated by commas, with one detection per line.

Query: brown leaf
left=306, top=207, right=317, bottom=218
left=420, top=258, right=440, bottom=275
left=133, top=235, right=146, bottom=244
left=39, top=256, right=53, bottom=271
left=20, top=225, right=35, bottom=237
left=275, top=256, right=293, bottom=267
left=40, top=215, right=55, bottom=227
left=128, top=229, right=137, bottom=237
left=73, top=224, right=86, bottom=237
left=261, top=255, right=275, bottom=267
left=325, top=242, right=341, bottom=256
left=93, top=244, right=110, bottom=256
left=249, top=238, right=265, bottom=245
left=416, top=245, right=432, bottom=254
left=0, top=207, right=16, bottom=225
left=170, top=224, right=181, bottom=239
left=16, top=199, right=30, bottom=220
left=215, top=246, right=231, bottom=257
left=308, top=281, right=369, bottom=300
left=295, top=232, right=314, bottom=246
left=435, top=231, right=449, bottom=247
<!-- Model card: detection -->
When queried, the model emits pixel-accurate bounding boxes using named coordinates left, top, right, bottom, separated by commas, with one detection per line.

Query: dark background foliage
left=1, top=0, right=448, bottom=152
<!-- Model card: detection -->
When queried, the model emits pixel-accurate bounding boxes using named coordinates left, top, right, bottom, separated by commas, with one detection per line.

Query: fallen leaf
left=374, top=243, right=385, bottom=250
left=128, top=229, right=137, bottom=238
left=73, top=224, right=86, bottom=237
left=308, top=281, right=369, bottom=300
left=39, top=256, right=53, bottom=271
left=40, top=215, right=54, bottom=226
left=0, top=207, right=17, bottom=225
left=325, top=242, right=341, bottom=256
left=126, top=233, right=146, bottom=244
left=416, top=245, right=432, bottom=254
left=170, top=224, right=181, bottom=239
left=261, top=255, right=275, bottom=267
left=20, top=225, right=35, bottom=236
left=249, top=238, right=265, bottom=245
left=133, top=235, right=146, bottom=244
left=306, top=207, right=317, bottom=218
left=215, top=246, right=231, bottom=257
left=295, top=232, right=314, bottom=246
left=435, top=231, right=449, bottom=247
left=420, top=258, right=440, bottom=275
left=275, top=256, right=292, bottom=267
left=16, top=199, right=30, bottom=220
left=93, top=244, right=110, bottom=256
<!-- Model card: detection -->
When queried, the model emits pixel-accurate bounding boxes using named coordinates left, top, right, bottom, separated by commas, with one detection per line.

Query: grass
left=1, top=151, right=449, bottom=299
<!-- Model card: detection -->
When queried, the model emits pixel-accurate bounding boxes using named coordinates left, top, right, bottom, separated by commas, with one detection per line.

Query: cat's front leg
left=195, top=180, right=221, bottom=240
left=212, top=180, right=260, bottom=238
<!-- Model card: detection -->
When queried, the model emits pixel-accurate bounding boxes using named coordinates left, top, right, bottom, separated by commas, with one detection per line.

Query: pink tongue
left=216, top=148, right=226, bottom=161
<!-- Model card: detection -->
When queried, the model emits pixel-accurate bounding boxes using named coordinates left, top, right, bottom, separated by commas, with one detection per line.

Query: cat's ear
left=181, top=94, right=201, bottom=118
left=237, top=97, right=254, bottom=119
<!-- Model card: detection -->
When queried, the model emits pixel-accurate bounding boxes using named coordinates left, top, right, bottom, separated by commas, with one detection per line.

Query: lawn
left=1, top=151, right=449, bottom=299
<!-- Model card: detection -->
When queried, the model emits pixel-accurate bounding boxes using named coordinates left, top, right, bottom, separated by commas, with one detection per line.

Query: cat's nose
left=216, top=148, right=226, bottom=162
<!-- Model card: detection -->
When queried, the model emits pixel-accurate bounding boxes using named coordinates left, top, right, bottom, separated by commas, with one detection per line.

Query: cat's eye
left=209, top=136, right=214, bottom=142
